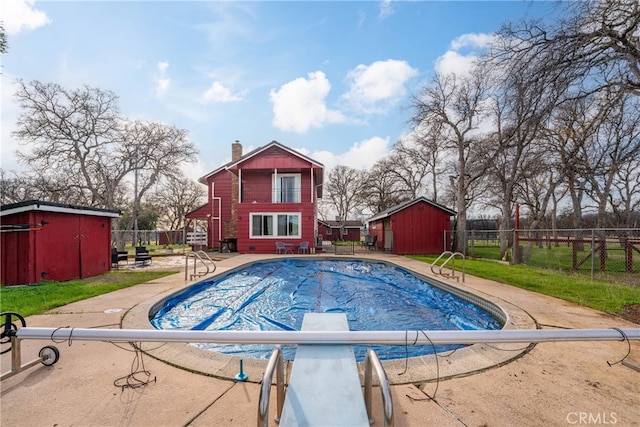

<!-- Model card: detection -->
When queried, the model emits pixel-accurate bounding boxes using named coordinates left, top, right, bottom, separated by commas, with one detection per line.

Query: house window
left=251, top=214, right=273, bottom=236
left=273, top=174, right=300, bottom=203
left=250, top=213, right=301, bottom=238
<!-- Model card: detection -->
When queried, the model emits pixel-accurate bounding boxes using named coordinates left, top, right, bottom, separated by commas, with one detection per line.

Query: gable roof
left=318, top=219, right=364, bottom=229
left=366, top=196, right=456, bottom=223
left=199, top=140, right=324, bottom=184
left=228, top=140, right=324, bottom=170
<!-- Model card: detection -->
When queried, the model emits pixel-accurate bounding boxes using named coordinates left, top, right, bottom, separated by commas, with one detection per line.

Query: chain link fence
left=446, top=228, right=640, bottom=279
left=111, top=229, right=194, bottom=251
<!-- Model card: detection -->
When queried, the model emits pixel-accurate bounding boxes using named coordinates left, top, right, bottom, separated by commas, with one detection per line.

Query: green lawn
left=0, top=270, right=175, bottom=317
left=468, top=240, right=640, bottom=273
left=408, top=255, right=640, bottom=316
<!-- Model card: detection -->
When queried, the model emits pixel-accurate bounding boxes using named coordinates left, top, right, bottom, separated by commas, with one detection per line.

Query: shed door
left=79, top=216, right=110, bottom=278
left=383, top=219, right=393, bottom=252
left=38, top=214, right=81, bottom=282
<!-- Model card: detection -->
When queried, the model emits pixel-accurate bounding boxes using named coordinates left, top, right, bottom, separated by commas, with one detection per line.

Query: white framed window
left=273, top=173, right=301, bottom=203
left=250, top=212, right=301, bottom=238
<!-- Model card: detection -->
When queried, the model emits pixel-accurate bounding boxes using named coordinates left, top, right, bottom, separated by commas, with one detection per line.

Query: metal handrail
left=257, top=348, right=285, bottom=427
left=430, top=251, right=465, bottom=282
left=184, top=250, right=217, bottom=280
left=364, top=349, right=393, bottom=427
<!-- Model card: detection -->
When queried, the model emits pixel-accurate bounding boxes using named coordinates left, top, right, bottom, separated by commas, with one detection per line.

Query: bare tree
left=479, top=49, right=566, bottom=258
left=0, top=23, right=7, bottom=55
left=148, top=174, right=206, bottom=231
left=409, top=123, right=445, bottom=202
left=610, top=157, right=640, bottom=228
left=495, top=0, right=640, bottom=99
left=385, top=139, right=431, bottom=199
left=14, top=80, right=122, bottom=207
left=324, top=166, right=368, bottom=235
left=363, top=158, right=412, bottom=215
left=582, top=93, right=640, bottom=228
left=410, top=70, right=492, bottom=252
left=0, top=169, right=88, bottom=204
left=12, top=80, right=197, bottom=213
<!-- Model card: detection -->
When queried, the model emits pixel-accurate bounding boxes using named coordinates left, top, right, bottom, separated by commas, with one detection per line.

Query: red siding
left=235, top=146, right=313, bottom=170
left=210, top=172, right=233, bottom=246
left=188, top=171, right=234, bottom=249
left=391, top=201, right=451, bottom=254
left=367, top=201, right=452, bottom=254
left=1, top=210, right=113, bottom=285
left=237, top=203, right=316, bottom=253
left=317, top=223, right=360, bottom=241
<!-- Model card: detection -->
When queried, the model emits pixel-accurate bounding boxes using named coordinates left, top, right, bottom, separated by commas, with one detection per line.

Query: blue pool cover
left=151, top=259, right=501, bottom=361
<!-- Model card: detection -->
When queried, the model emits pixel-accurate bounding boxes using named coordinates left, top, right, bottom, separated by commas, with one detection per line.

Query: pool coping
left=122, top=253, right=538, bottom=385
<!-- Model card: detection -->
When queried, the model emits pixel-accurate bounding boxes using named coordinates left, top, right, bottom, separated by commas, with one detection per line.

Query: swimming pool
left=151, top=258, right=502, bottom=361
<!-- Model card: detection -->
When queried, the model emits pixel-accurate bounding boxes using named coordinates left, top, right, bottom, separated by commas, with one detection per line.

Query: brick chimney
left=226, top=141, right=242, bottom=239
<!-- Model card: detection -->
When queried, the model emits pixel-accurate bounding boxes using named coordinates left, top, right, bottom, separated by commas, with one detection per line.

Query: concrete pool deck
left=2, top=253, right=639, bottom=426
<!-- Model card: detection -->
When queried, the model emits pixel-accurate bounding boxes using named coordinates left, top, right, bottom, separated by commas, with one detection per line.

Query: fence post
left=471, top=230, right=475, bottom=257
left=599, top=235, right=606, bottom=272
left=626, top=238, right=633, bottom=273
left=590, top=229, right=595, bottom=280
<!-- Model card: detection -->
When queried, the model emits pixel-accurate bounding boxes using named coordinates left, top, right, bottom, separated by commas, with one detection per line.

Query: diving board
left=279, top=313, right=369, bottom=426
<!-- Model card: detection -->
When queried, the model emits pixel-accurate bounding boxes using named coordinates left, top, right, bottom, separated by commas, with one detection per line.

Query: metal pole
left=13, top=327, right=640, bottom=345
left=591, top=229, right=595, bottom=280
left=364, top=349, right=393, bottom=427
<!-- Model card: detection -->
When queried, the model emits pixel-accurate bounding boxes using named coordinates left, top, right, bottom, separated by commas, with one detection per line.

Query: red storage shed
left=366, top=197, right=456, bottom=255
left=1, top=200, right=120, bottom=286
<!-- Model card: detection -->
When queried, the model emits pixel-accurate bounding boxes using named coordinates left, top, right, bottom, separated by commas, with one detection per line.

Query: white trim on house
left=1, top=201, right=120, bottom=218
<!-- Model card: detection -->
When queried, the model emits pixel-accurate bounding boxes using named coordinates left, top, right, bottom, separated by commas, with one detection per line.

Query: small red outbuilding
left=1, top=200, right=120, bottom=286
left=366, top=197, right=456, bottom=255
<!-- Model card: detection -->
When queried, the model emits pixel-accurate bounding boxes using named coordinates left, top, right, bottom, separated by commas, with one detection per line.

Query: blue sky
left=2, top=0, right=560, bottom=181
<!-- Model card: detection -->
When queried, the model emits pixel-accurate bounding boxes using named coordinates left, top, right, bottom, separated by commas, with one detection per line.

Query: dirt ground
left=622, top=304, right=640, bottom=324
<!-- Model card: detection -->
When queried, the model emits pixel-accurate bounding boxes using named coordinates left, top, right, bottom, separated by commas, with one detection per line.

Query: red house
left=187, top=141, right=324, bottom=253
left=366, top=197, right=456, bottom=254
left=1, top=200, right=120, bottom=285
left=317, top=219, right=363, bottom=242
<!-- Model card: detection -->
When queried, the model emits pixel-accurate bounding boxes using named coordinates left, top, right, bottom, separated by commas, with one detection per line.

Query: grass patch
left=408, top=255, right=640, bottom=315
left=0, top=270, right=175, bottom=317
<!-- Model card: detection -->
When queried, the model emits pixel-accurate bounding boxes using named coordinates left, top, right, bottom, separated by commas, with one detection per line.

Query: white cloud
left=201, top=81, right=243, bottom=104
left=435, top=51, right=478, bottom=77
left=435, top=32, right=495, bottom=77
left=154, top=61, right=170, bottom=96
left=299, top=136, right=391, bottom=172
left=3, top=0, right=51, bottom=35
left=270, top=71, right=346, bottom=134
left=450, top=33, right=496, bottom=51
left=341, top=60, right=418, bottom=115
left=378, top=0, right=394, bottom=19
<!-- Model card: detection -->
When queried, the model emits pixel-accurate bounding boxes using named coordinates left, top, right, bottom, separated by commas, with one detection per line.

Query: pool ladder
left=185, top=250, right=217, bottom=281
left=258, top=348, right=393, bottom=427
left=431, top=251, right=465, bottom=282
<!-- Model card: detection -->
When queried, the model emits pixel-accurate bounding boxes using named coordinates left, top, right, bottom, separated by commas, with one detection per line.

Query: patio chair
left=366, top=235, right=378, bottom=251
left=275, top=241, right=287, bottom=254
left=135, top=246, right=152, bottom=265
left=297, top=241, right=310, bottom=254
left=111, top=248, right=128, bottom=268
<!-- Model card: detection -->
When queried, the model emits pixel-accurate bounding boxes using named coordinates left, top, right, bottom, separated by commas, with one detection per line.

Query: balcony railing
left=241, top=188, right=307, bottom=204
